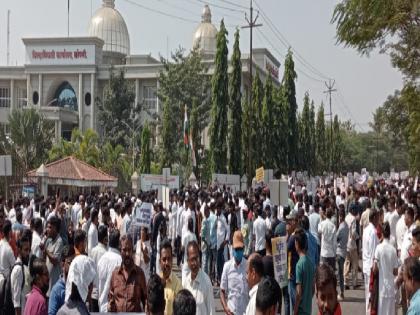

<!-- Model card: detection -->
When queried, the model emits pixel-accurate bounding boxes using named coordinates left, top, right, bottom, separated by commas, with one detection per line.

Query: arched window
left=54, top=82, right=78, bottom=111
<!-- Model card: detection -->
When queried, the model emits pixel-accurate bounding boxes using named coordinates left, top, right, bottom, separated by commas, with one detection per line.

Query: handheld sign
left=134, top=202, right=153, bottom=229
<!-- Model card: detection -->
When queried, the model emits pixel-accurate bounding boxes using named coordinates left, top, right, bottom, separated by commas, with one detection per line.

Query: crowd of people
left=0, top=177, right=420, bottom=315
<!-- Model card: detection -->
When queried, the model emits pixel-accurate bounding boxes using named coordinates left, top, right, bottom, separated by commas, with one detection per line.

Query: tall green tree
left=309, top=101, right=316, bottom=174
left=0, top=108, right=54, bottom=174
left=300, top=93, right=312, bottom=171
left=316, top=103, right=327, bottom=173
left=251, top=72, right=264, bottom=170
left=273, top=86, right=288, bottom=173
left=332, top=0, right=420, bottom=80
left=331, top=115, right=343, bottom=173
left=228, top=29, right=242, bottom=175
left=158, top=47, right=211, bottom=170
left=282, top=49, right=298, bottom=171
left=261, top=76, right=275, bottom=168
left=241, top=98, right=251, bottom=180
left=190, top=98, right=200, bottom=175
left=99, top=69, right=140, bottom=148
left=160, top=99, right=176, bottom=168
left=209, top=19, right=229, bottom=174
left=139, top=123, right=151, bottom=174
left=405, top=84, right=420, bottom=173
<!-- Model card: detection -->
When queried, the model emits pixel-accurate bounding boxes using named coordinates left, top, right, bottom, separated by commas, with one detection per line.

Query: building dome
left=88, top=0, right=130, bottom=56
left=193, top=5, right=217, bottom=57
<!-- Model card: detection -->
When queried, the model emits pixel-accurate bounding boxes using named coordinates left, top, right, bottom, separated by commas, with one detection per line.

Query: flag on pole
left=190, top=127, right=197, bottom=167
left=183, top=105, right=189, bottom=147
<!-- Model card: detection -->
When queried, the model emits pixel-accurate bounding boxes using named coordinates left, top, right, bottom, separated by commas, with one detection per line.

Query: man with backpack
left=10, top=233, right=31, bottom=315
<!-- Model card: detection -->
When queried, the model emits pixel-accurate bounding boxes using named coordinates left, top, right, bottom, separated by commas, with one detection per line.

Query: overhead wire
left=215, top=0, right=249, bottom=10
left=253, top=0, right=331, bottom=81
left=195, top=0, right=246, bottom=13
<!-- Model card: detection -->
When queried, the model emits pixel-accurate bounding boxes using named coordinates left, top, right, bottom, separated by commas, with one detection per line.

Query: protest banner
left=256, top=167, right=264, bottom=183
left=272, top=236, right=288, bottom=288
left=133, top=202, right=153, bottom=229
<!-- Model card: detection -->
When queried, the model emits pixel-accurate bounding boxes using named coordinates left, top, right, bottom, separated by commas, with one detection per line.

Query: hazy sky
left=0, top=0, right=403, bottom=130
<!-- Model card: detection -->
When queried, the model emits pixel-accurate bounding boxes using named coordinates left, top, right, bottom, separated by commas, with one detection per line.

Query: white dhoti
left=364, top=273, right=370, bottom=315
left=378, top=296, right=395, bottom=315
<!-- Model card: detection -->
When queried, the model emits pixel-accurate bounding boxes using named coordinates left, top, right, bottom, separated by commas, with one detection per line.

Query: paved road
left=173, top=262, right=404, bottom=315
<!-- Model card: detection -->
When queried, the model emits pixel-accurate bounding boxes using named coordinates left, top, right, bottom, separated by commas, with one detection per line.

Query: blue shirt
left=408, top=289, right=420, bottom=315
left=306, top=231, right=319, bottom=271
left=48, top=277, right=65, bottom=315
left=209, top=213, right=217, bottom=249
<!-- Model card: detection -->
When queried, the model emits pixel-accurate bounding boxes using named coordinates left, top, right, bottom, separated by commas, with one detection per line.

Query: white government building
left=0, top=0, right=280, bottom=145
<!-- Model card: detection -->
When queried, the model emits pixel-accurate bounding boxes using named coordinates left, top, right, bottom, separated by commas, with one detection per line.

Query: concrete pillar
left=78, top=73, right=83, bottom=131
left=36, top=164, right=49, bottom=198
left=26, top=74, right=31, bottom=106
left=90, top=73, right=95, bottom=130
left=55, top=120, right=62, bottom=142
left=10, top=79, right=14, bottom=111
left=131, top=171, right=139, bottom=195
left=135, top=78, right=139, bottom=107
left=38, top=74, right=43, bottom=106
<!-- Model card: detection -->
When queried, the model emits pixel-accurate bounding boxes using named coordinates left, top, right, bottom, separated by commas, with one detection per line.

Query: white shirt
left=135, top=240, right=151, bottom=283
left=0, top=239, right=15, bottom=273
left=97, top=247, right=122, bottom=312
left=182, top=269, right=215, bottom=315
left=90, top=243, right=108, bottom=300
left=401, top=223, right=417, bottom=262
left=362, top=223, right=379, bottom=275
left=11, top=257, right=30, bottom=310
left=374, top=239, right=399, bottom=297
left=253, top=216, right=267, bottom=251
left=176, top=205, right=185, bottom=238
left=216, top=214, right=229, bottom=250
left=220, top=258, right=249, bottom=315
left=345, top=213, right=358, bottom=250
left=8, top=208, right=16, bottom=224
left=31, top=231, right=42, bottom=258
left=245, top=283, right=259, bottom=315
left=385, top=210, right=400, bottom=243
left=169, top=205, right=177, bottom=241
left=120, top=213, right=132, bottom=236
left=87, top=223, right=98, bottom=257
left=181, top=208, right=196, bottom=236
left=318, top=218, right=337, bottom=258
left=396, top=215, right=408, bottom=251
left=71, top=203, right=82, bottom=230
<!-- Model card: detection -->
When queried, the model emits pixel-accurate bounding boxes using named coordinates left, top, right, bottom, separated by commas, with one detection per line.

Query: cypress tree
left=262, top=76, right=274, bottom=168
left=139, top=123, right=151, bottom=174
left=273, top=86, right=288, bottom=173
left=251, top=72, right=264, bottom=169
left=160, top=99, right=176, bottom=168
left=282, top=49, right=298, bottom=171
left=309, top=100, right=316, bottom=175
left=301, top=92, right=311, bottom=171
left=209, top=19, right=229, bottom=174
left=316, top=103, right=327, bottom=173
left=228, top=29, right=242, bottom=175
left=241, top=98, right=251, bottom=179
left=332, top=115, right=342, bottom=173
left=190, top=98, right=200, bottom=174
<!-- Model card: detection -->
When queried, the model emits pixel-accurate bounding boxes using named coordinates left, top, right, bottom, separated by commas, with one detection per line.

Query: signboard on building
left=25, top=44, right=96, bottom=65
left=264, top=55, right=279, bottom=79
left=140, top=174, right=179, bottom=191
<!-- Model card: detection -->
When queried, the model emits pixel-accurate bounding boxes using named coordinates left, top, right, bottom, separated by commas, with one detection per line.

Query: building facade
left=0, top=0, right=280, bottom=146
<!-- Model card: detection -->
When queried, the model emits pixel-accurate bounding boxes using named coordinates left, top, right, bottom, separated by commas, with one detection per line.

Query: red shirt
left=318, top=303, right=342, bottom=315
left=24, top=285, right=48, bottom=315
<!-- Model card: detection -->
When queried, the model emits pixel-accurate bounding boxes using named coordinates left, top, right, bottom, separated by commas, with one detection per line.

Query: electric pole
left=324, top=79, right=336, bottom=172
left=242, top=0, right=262, bottom=185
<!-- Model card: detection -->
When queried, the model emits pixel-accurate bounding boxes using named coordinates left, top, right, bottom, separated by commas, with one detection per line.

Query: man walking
left=318, top=208, right=337, bottom=271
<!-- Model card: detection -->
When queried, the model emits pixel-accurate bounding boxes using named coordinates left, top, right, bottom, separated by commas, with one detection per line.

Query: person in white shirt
left=318, top=208, right=337, bottom=271
left=245, top=253, right=263, bottom=315
left=135, top=227, right=151, bottom=283
left=253, top=206, right=267, bottom=256
left=97, top=229, right=122, bottom=312
left=90, top=225, right=108, bottom=312
left=31, top=218, right=43, bottom=258
left=362, top=209, right=379, bottom=315
left=182, top=240, right=215, bottom=315
left=87, top=209, right=99, bottom=257
left=220, top=230, right=249, bottom=315
left=120, top=200, right=133, bottom=236
left=181, top=218, right=197, bottom=283
left=0, top=220, right=16, bottom=274
left=384, top=197, right=399, bottom=244
left=71, top=196, right=84, bottom=231
left=181, top=198, right=196, bottom=236
left=216, top=202, right=229, bottom=284
left=344, top=206, right=359, bottom=289
left=396, top=211, right=408, bottom=255
left=401, top=206, right=417, bottom=262
left=11, top=232, right=31, bottom=315
left=373, top=221, right=399, bottom=315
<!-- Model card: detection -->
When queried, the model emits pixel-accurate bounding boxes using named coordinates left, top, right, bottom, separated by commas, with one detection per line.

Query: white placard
left=141, top=174, right=179, bottom=191
left=212, top=174, right=240, bottom=193
left=0, top=155, right=12, bottom=176
left=134, top=202, right=152, bottom=229
left=26, top=44, right=96, bottom=65
left=272, top=236, right=288, bottom=288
